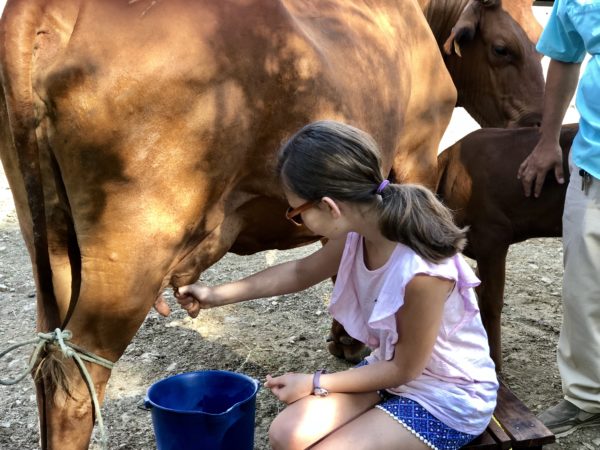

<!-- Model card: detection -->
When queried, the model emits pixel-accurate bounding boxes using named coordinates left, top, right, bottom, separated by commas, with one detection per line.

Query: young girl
left=175, top=121, right=498, bottom=450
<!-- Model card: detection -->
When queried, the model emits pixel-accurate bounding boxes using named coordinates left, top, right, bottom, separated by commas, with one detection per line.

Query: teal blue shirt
left=537, top=0, right=600, bottom=179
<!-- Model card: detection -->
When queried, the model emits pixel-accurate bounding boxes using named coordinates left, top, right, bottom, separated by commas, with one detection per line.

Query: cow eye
left=492, top=44, right=509, bottom=57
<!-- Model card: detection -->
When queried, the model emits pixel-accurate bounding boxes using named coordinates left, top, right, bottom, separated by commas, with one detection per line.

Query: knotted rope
left=0, top=329, right=114, bottom=449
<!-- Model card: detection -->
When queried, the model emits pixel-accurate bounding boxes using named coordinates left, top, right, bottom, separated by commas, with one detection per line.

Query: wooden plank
left=462, top=431, right=499, bottom=449
left=494, top=380, right=555, bottom=448
left=487, top=416, right=512, bottom=450
left=462, top=380, right=555, bottom=449
left=462, top=428, right=511, bottom=449
left=462, top=413, right=512, bottom=449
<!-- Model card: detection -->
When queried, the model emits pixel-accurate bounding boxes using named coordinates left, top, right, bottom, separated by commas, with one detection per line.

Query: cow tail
left=0, top=1, right=61, bottom=329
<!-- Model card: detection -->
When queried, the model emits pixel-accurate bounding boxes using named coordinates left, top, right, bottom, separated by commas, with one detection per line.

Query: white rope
left=0, top=328, right=114, bottom=449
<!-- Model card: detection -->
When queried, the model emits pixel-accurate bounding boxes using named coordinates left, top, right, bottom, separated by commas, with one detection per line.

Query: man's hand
left=518, top=140, right=564, bottom=198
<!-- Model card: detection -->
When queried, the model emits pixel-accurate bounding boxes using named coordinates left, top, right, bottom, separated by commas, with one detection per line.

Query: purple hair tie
left=376, top=179, right=390, bottom=194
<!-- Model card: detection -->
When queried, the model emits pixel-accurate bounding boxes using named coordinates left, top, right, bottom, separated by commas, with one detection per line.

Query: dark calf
left=329, top=124, right=578, bottom=370
left=436, top=124, right=576, bottom=370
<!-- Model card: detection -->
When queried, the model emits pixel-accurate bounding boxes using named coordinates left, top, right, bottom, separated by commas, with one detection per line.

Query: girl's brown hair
left=277, top=120, right=466, bottom=263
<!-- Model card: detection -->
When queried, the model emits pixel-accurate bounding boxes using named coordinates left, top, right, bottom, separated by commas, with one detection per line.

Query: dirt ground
left=1, top=154, right=600, bottom=449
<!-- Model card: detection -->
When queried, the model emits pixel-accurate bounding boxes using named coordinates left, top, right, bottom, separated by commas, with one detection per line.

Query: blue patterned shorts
left=355, top=360, right=476, bottom=450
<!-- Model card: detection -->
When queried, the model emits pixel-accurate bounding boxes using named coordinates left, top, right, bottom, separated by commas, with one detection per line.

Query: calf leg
left=474, top=247, right=509, bottom=371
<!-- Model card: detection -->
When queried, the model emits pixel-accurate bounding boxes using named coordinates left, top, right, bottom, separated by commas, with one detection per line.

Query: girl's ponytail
left=278, top=120, right=465, bottom=263
left=378, top=183, right=467, bottom=263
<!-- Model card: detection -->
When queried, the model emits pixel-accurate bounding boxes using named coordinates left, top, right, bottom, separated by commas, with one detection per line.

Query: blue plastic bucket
left=145, top=370, right=260, bottom=450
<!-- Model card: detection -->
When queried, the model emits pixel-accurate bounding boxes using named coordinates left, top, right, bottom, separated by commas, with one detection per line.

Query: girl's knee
left=268, top=411, right=305, bottom=450
left=268, top=413, right=289, bottom=449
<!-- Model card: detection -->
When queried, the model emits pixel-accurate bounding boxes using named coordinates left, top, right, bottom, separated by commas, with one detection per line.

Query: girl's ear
left=321, top=196, right=342, bottom=219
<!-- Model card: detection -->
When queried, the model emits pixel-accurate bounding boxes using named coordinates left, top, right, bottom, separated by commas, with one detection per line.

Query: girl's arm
left=175, top=237, right=346, bottom=317
left=265, top=274, right=451, bottom=403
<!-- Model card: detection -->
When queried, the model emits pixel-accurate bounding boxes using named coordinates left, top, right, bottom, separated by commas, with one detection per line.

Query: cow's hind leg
left=35, top=350, right=113, bottom=450
left=327, top=319, right=369, bottom=364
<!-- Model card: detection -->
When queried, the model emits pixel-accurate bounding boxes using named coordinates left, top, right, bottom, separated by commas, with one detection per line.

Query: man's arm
left=518, top=59, right=581, bottom=197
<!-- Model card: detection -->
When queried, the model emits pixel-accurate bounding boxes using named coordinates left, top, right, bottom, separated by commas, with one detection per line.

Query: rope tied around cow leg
left=0, top=328, right=115, bottom=449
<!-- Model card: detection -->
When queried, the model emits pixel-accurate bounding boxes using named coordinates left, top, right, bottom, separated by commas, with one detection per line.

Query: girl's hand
left=264, top=373, right=313, bottom=404
left=174, top=283, right=220, bottom=318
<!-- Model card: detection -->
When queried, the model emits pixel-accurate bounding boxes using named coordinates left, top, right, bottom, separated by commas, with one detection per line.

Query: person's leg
left=309, top=407, right=429, bottom=450
left=540, top=160, right=600, bottom=435
left=560, top=164, right=600, bottom=411
left=310, top=395, right=477, bottom=450
left=268, top=391, right=380, bottom=450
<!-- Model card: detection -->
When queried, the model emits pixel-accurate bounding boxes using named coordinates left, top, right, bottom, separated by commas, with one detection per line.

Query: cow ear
left=443, top=0, right=484, bottom=56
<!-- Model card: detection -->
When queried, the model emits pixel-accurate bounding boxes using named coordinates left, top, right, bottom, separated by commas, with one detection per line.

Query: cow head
left=442, top=0, right=544, bottom=128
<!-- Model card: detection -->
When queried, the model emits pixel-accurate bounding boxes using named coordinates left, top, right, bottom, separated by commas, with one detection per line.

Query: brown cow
left=422, top=0, right=545, bottom=127
left=435, top=124, right=577, bottom=370
left=0, top=0, right=456, bottom=448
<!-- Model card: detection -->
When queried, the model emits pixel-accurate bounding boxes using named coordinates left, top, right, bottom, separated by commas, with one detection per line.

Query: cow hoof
left=342, top=346, right=370, bottom=364
left=327, top=341, right=346, bottom=359
left=327, top=341, right=369, bottom=364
